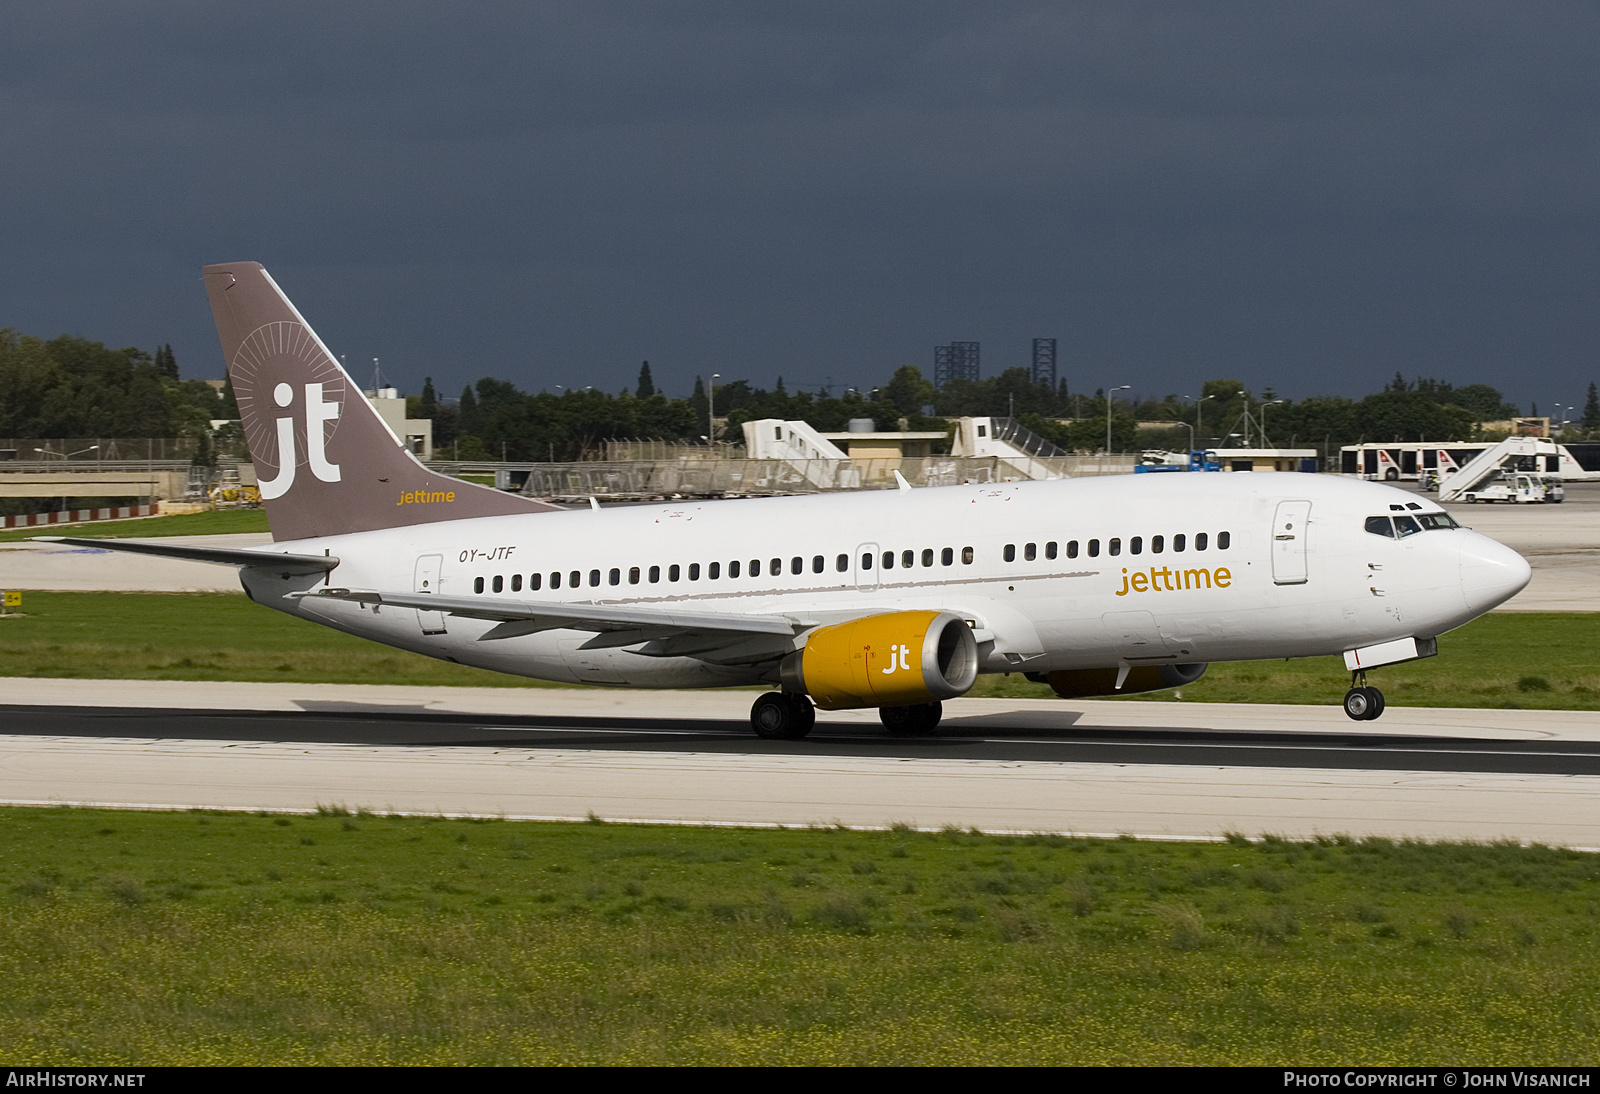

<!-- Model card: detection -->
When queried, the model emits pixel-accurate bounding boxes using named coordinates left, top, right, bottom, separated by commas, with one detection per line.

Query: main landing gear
left=747, top=695, right=946, bottom=739
left=879, top=701, right=943, bottom=737
left=1343, top=670, right=1386, bottom=721
left=750, top=692, right=815, bottom=739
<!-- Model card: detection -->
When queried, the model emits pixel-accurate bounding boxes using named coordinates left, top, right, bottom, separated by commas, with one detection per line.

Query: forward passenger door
left=1271, top=500, right=1311, bottom=585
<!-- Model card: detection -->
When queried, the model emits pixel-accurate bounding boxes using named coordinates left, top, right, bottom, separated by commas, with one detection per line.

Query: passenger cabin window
left=1024, top=543, right=1037, bottom=561
left=1151, top=535, right=1163, bottom=554
left=1130, top=537, right=1142, bottom=556
left=941, top=547, right=953, bottom=566
left=1004, top=544, right=1016, bottom=562
left=791, top=557, right=803, bottom=575
left=770, top=558, right=781, bottom=576
left=1109, top=538, right=1122, bottom=557
left=474, top=577, right=485, bottom=593
left=1045, top=541, right=1057, bottom=559
left=1066, top=540, right=1078, bottom=559
left=836, top=554, right=848, bottom=572
left=628, top=567, right=639, bottom=585
left=688, top=563, right=700, bottom=580
left=589, top=570, right=600, bottom=587
left=1088, top=539, right=1100, bottom=557
left=1196, top=533, right=1208, bottom=551
left=609, top=568, right=621, bottom=586
left=710, top=562, right=721, bottom=579
left=531, top=573, right=542, bottom=591
left=922, top=549, right=934, bottom=567
left=1173, top=534, right=1186, bottom=552
left=669, top=564, right=681, bottom=582
left=730, top=560, right=741, bottom=578
left=1218, top=531, right=1232, bottom=549
left=569, top=570, right=580, bottom=588
left=649, top=565, right=661, bottom=583
left=882, top=551, right=895, bottom=569
left=551, top=572, right=562, bottom=589
left=812, top=556, right=824, bottom=573
left=492, top=575, right=503, bottom=593
left=902, top=550, right=914, bottom=568
left=962, top=547, right=974, bottom=564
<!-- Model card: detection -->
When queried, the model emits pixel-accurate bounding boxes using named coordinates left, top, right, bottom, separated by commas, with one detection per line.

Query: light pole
left=1193, top=394, right=1216, bottom=448
left=1106, top=385, right=1130, bottom=454
left=1259, top=399, right=1285, bottom=448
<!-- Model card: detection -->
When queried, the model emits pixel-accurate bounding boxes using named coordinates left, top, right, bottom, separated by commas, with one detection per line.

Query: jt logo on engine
left=258, top=382, right=342, bottom=499
left=880, top=643, right=913, bottom=674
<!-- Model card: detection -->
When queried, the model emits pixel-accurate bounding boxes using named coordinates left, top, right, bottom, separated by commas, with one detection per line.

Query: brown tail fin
left=203, top=262, right=559, bottom=541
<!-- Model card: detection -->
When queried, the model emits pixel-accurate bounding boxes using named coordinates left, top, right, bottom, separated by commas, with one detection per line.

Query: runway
left=3, top=680, right=1596, bottom=847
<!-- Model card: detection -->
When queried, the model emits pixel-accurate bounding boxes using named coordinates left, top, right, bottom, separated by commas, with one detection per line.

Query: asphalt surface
left=4, top=703, right=1598, bottom=779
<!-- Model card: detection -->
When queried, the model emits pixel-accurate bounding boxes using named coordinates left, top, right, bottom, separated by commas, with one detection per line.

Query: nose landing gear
left=1343, top=670, right=1386, bottom=721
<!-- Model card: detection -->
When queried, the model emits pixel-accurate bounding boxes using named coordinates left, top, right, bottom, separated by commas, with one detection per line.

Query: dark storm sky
left=4, top=2, right=1598, bottom=410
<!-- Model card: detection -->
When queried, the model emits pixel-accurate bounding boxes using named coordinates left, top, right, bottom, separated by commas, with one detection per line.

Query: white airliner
left=49, top=263, right=1533, bottom=737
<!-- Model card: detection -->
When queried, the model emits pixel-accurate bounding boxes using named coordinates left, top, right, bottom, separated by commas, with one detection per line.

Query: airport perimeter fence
left=516, top=455, right=1136, bottom=501
left=0, top=438, right=201, bottom=463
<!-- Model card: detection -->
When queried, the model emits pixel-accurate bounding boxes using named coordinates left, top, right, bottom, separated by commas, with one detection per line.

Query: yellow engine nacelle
left=1037, top=662, right=1208, bottom=699
left=780, top=610, right=979, bottom=710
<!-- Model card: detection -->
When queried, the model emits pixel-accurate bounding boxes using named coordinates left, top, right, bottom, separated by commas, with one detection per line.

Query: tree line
left=4, top=326, right=1597, bottom=462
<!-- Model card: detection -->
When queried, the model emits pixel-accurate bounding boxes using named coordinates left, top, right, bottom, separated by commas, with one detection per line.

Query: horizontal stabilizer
left=36, top=537, right=338, bottom=575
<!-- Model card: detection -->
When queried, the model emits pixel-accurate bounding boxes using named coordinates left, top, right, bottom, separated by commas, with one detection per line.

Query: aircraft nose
left=1459, top=533, right=1531, bottom=615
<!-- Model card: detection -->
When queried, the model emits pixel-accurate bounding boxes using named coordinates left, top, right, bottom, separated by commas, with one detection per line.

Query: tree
left=882, top=365, right=934, bottom=417
left=458, top=385, right=481, bottom=437
left=690, top=376, right=708, bottom=438
left=1583, top=382, right=1599, bottom=432
left=154, top=343, right=178, bottom=380
left=419, top=377, right=438, bottom=419
left=636, top=361, right=655, bottom=399
left=1445, top=384, right=1518, bottom=422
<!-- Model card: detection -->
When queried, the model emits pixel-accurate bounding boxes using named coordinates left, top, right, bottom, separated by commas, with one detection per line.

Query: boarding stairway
left=950, top=417, right=1070, bottom=480
left=739, top=419, right=861, bottom=490
left=1437, top=436, right=1561, bottom=502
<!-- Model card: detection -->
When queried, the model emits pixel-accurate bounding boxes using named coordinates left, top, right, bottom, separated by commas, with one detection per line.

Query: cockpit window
left=1415, top=512, right=1460, bottom=531
left=1365, top=516, right=1395, bottom=538
left=1393, top=515, right=1422, bottom=537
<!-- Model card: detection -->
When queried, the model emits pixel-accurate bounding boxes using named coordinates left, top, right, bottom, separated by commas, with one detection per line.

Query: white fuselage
left=240, top=473, right=1529, bottom=689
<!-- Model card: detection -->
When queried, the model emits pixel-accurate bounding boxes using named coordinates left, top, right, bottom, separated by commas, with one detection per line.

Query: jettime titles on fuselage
left=1115, top=565, right=1232, bottom=596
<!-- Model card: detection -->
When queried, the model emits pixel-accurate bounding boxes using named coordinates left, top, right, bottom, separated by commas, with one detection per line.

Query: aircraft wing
left=294, top=587, right=808, bottom=663
left=33, top=537, right=339, bottom=575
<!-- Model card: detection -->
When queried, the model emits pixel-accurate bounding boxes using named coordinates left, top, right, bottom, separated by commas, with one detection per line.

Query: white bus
left=1339, top=441, right=1600, bottom=484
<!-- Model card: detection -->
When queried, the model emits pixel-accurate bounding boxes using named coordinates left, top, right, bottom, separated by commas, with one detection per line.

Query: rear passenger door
left=414, top=554, right=448, bottom=634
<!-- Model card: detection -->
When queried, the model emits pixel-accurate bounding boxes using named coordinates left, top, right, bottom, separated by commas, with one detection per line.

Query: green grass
left=0, top=809, right=1595, bottom=1065
left=2, top=592, right=1595, bottom=708
left=0, top=508, right=270, bottom=542
left=0, top=591, right=562, bottom=688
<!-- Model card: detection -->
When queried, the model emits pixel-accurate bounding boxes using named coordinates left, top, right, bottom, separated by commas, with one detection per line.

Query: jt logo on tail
left=259, top=382, right=343, bottom=499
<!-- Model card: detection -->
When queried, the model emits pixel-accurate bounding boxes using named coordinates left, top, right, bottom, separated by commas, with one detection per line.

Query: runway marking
left=477, top=724, right=1600, bottom=759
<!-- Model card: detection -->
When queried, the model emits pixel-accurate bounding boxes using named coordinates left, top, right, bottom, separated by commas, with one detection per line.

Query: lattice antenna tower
left=934, top=341, right=980, bottom=387
left=1031, top=338, right=1057, bottom=388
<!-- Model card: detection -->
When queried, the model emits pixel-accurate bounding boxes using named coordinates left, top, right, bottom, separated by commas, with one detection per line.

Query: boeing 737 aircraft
left=48, top=263, right=1533, bottom=738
